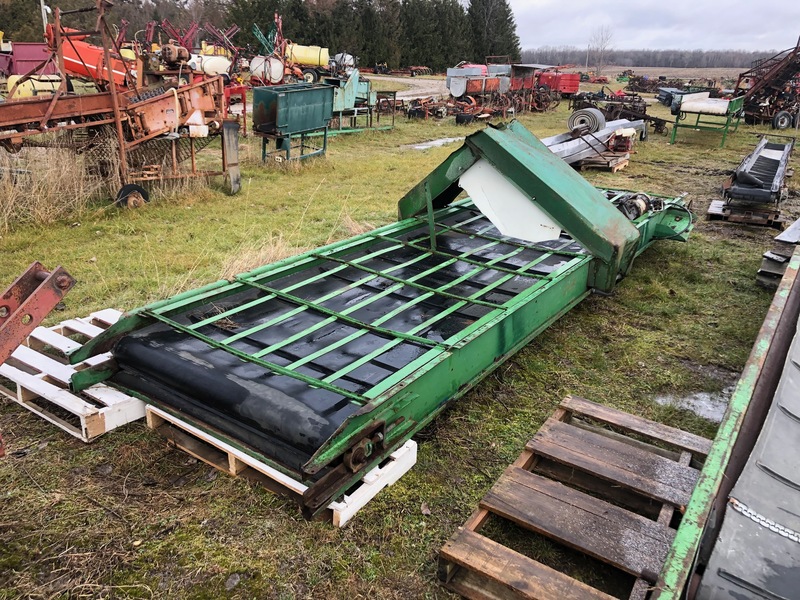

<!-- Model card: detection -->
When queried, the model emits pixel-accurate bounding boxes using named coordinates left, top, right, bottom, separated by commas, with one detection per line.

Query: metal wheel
left=773, top=110, right=793, bottom=130
left=302, top=69, right=319, bottom=83
left=115, top=184, right=150, bottom=209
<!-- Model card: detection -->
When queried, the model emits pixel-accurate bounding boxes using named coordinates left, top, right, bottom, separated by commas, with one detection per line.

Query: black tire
left=302, top=69, right=319, bottom=83
left=115, top=184, right=149, bottom=208
left=773, top=110, right=793, bottom=130
left=455, top=113, right=475, bottom=125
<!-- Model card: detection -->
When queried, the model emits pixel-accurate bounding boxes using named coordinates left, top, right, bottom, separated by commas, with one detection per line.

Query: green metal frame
left=654, top=250, right=800, bottom=599
left=68, top=122, right=693, bottom=514
left=669, top=95, right=745, bottom=147
left=260, top=127, right=328, bottom=162
left=398, top=121, right=645, bottom=292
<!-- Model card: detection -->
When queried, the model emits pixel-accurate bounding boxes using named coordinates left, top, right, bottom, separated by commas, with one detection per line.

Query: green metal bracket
left=424, top=181, right=437, bottom=251
left=398, top=121, right=641, bottom=292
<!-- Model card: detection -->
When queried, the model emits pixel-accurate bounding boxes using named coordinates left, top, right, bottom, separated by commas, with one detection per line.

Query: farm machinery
left=569, top=87, right=669, bottom=135
left=250, top=13, right=350, bottom=86
left=61, top=120, right=693, bottom=517
left=736, top=40, right=800, bottom=129
left=371, top=63, right=433, bottom=77
left=444, top=61, right=575, bottom=119
left=0, top=0, right=241, bottom=204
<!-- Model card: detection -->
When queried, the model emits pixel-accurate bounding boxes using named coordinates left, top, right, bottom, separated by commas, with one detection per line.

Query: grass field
left=1, top=89, right=798, bottom=599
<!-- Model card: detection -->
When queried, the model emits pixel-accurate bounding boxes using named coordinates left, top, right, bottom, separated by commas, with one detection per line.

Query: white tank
left=189, top=54, right=232, bottom=76
left=249, top=55, right=284, bottom=84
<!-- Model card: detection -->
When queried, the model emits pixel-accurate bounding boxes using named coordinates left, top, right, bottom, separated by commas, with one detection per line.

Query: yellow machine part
left=6, top=75, right=61, bottom=98
left=200, top=41, right=231, bottom=58
left=285, top=43, right=329, bottom=68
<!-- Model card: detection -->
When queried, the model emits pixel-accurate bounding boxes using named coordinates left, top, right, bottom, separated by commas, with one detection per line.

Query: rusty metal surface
left=0, top=92, right=124, bottom=136
left=0, top=262, right=76, bottom=366
left=0, top=1, right=233, bottom=191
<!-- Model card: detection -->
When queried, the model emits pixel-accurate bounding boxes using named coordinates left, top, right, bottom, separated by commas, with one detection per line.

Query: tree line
left=1, top=0, right=521, bottom=71
left=521, top=46, right=777, bottom=70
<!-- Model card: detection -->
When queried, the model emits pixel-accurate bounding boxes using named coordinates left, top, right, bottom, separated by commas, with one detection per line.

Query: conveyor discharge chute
left=68, top=121, right=693, bottom=516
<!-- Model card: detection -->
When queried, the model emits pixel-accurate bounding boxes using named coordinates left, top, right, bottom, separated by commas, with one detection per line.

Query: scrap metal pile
left=736, top=41, right=800, bottom=129
left=626, top=74, right=718, bottom=94
left=429, top=61, right=576, bottom=121
left=0, top=1, right=240, bottom=203
left=544, top=117, right=645, bottom=172
left=569, top=87, right=669, bottom=135
left=63, top=120, right=692, bottom=517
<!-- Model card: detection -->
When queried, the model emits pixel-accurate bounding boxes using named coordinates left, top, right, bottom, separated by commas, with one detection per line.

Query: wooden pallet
left=0, top=309, right=146, bottom=442
left=577, top=154, right=630, bottom=173
left=707, top=199, right=787, bottom=228
left=145, top=405, right=417, bottom=527
left=438, top=395, right=712, bottom=600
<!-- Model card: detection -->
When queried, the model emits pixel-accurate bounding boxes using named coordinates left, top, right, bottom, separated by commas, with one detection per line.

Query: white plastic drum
left=250, top=55, right=284, bottom=84
left=190, top=54, right=231, bottom=77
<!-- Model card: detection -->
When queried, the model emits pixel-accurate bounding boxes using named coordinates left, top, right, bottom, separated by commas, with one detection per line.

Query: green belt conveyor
left=69, top=121, right=693, bottom=516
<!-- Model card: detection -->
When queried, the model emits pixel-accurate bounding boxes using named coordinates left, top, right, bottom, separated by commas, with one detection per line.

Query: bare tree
left=589, top=25, right=614, bottom=75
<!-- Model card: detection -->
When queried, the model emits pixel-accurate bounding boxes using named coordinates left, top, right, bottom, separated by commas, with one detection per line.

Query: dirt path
left=370, top=75, right=448, bottom=99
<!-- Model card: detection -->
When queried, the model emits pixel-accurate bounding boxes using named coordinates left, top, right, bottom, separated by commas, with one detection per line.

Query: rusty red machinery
left=0, top=0, right=241, bottom=202
left=446, top=60, right=572, bottom=117
left=42, top=24, right=134, bottom=88
left=0, top=262, right=77, bottom=458
left=736, top=40, right=800, bottom=129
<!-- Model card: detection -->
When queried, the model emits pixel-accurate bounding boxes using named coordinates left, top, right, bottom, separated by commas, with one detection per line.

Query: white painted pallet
left=146, top=405, right=417, bottom=527
left=0, top=309, right=146, bottom=442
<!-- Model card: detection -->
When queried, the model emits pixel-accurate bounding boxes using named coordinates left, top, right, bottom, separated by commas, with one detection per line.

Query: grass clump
left=0, top=145, right=115, bottom=232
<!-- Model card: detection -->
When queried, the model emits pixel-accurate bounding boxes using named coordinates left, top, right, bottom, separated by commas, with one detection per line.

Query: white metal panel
left=459, top=158, right=563, bottom=243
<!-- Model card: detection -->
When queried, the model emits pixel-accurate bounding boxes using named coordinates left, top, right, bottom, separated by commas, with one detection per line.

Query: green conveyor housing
left=69, top=121, right=693, bottom=516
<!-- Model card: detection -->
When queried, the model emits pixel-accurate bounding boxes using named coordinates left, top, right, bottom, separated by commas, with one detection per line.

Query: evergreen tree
left=360, top=0, right=401, bottom=68
left=467, top=0, right=520, bottom=62
left=432, top=0, right=470, bottom=69
left=328, top=0, right=364, bottom=59
left=228, top=0, right=281, bottom=52
left=399, top=0, right=437, bottom=67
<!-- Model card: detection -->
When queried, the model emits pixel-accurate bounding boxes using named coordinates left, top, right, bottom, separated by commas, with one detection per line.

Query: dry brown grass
left=220, top=233, right=312, bottom=279
left=219, top=177, right=373, bottom=281
left=0, top=146, right=115, bottom=232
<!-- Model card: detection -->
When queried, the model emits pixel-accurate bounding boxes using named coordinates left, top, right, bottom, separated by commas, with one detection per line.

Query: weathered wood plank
left=527, top=419, right=699, bottom=507
left=532, top=458, right=663, bottom=519
left=440, top=528, right=616, bottom=600
left=480, top=467, right=674, bottom=580
left=560, top=396, right=712, bottom=457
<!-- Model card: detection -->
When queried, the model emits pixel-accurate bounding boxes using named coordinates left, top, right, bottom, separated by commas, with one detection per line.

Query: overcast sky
left=510, top=0, right=800, bottom=52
